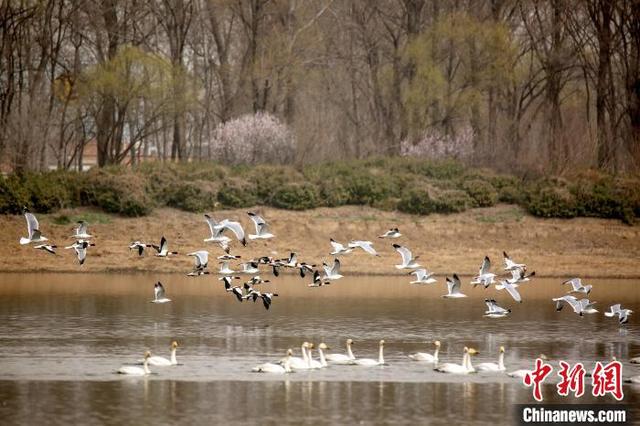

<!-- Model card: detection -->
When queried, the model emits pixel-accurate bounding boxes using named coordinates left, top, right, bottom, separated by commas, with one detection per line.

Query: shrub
left=23, top=172, right=77, bottom=213
left=571, top=178, right=635, bottom=224
left=165, top=180, right=217, bottom=212
left=462, top=179, right=498, bottom=207
left=0, top=175, right=30, bottom=214
left=244, top=165, right=304, bottom=202
left=216, top=178, right=257, bottom=208
left=210, top=113, right=296, bottom=165
left=497, top=185, right=524, bottom=204
left=270, top=183, right=318, bottom=210
left=435, top=189, right=474, bottom=213
left=82, top=170, right=152, bottom=216
left=398, top=188, right=472, bottom=215
left=525, top=185, right=577, bottom=218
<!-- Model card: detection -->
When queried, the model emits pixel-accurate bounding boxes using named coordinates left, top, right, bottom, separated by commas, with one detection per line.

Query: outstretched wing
left=393, top=244, right=412, bottom=265
left=503, top=282, right=522, bottom=303
left=220, top=220, right=245, bottom=243
left=25, top=212, right=39, bottom=239
left=480, top=256, right=491, bottom=275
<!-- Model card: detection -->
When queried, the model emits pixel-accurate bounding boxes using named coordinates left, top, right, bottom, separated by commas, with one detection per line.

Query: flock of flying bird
left=17, top=207, right=637, bottom=377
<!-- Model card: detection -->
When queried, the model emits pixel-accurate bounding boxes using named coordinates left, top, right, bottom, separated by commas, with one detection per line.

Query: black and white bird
left=151, top=281, right=171, bottom=303
left=240, top=261, right=260, bottom=274
left=309, top=270, right=330, bottom=287
left=20, top=208, right=48, bottom=245
left=322, top=258, right=343, bottom=281
left=378, top=228, right=401, bottom=239
left=562, top=278, right=592, bottom=295
left=553, top=295, right=597, bottom=316
left=442, top=274, right=467, bottom=298
left=245, top=275, right=270, bottom=286
left=219, top=275, right=241, bottom=287
left=495, top=279, right=522, bottom=303
left=393, top=244, right=420, bottom=269
left=503, top=251, right=526, bottom=271
left=213, top=219, right=247, bottom=246
left=604, top=304, right=633, bottom=324
left=348, top=240, right=379, bottom=256
left=71, top=221, right=92, bottom=239
left=217, top=253, right=240, bottom=261
left=508, top=268, right=536, bottom=284
left=247, top=212, right=274, bottom=240
left=471, top=256, right=496, bottom=288
left=329, top=239, right=353, bottom=255
left=150, top=236, right=178, bottom=257
left=65, top=240, right=94, bottom=265
left=484, top=299, right=511, bottom=318
left=409, top=269, right=436, bottom=284
left=34, top=244, right=57, bottom=255
left=128, top=241, right=148, bottom=257
left=203, top=215, right=231, bottom=244
left=260, top=292, right=278, bottom=310
left=187, top=250, right=210, bottom=276
left=218, top=261, right=236, bottom=275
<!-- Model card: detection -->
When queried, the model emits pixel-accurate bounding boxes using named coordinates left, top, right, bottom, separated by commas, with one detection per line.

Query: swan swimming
left=253, top=349, right=293, bottom=373
left=151, top=282, right=171, bottom=303
left=247, top=212, right=274, bottom=240
left=118, top=351, right=151, bottom=376
left=442, top=274, right=467, bottom=298
left=325, top=339, right=356, bottom=364
left=476, top=346, right=506, bottom=372
left=408, top=340, right=440, bottom=363
left=286, top=342, right=312, bottom=369
left=435, top=347, right=478, bottom=374
left=507, top=354, right=548, bottom=378
left=20, top=209, right=48, bottom=245
left=409, top=269, right=437, bottom=285
left=393, top=244, right=420, bottom=269
left=352, top=340, right=385, bottom=366
left=140, top=341, right=179, bottom=366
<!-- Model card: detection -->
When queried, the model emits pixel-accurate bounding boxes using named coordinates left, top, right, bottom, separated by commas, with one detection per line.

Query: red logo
left=524, top=358, right=554, bottom=402
left=557, top=361, right=586, bottom=397
left=592, top=360, right=624, bottom=401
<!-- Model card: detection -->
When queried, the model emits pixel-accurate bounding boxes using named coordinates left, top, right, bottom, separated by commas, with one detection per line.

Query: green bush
left=0, top=175, right=30, bottom=214
left=216, top=178, right=257, bottom=208
left=571, top=178, right=635, bottom=224
left=165, top=180, right=217, bottom=212
left=525, top=185, right=578, bottom=218
left=497, top=185, right=524, bottom=204
left=462, top=179, right=498, bottom=207
left=435, top=189, right=474, bottom=213
left=23, top=172, right=78, bottom=213
left=270, top=182, right=318, bottom=210
left=398, top=187, right=472, bottom=215
left=82, top=170, right=152, bottom=216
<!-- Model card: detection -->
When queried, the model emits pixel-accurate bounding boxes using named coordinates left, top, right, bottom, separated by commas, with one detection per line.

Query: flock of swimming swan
left=17, top=207, right=638, bottom=381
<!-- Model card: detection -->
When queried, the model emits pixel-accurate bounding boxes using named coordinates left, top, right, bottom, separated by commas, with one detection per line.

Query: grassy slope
left=0, top=204, right=638, bottom=278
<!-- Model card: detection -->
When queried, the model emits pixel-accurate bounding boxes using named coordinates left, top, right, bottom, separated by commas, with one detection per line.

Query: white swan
left=118, top=351, right=151, bottom=376
left=325, top=339, right=356, bottom=364
left=435, top=347, right=478, bottom=374
left=507, top=354, right=548, bottom=378
left=408, top=340, right=440, bottom=363
left=624, top=376, right=640, bottom=384
left=477, top=346, right=506, bottom=372
left=630, top=356, right=640, bottom=364
left=253, top=349, right=293, bottom=373
left=286, top=342, right=312, bottom=369
left=306, top=344, right=324, bottom=369
left=140, top=341, right=178, bottom=366
left=352, top=340, right=385, bottom=366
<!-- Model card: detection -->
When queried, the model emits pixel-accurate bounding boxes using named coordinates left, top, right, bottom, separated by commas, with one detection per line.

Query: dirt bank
left=0, top=204, right=638, bottom=278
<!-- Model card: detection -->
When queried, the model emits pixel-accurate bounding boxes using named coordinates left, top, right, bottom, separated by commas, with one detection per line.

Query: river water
left=0, top=273, right=638, bottom=425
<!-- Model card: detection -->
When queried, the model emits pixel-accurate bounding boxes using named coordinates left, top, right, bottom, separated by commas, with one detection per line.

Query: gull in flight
left=247, top=212, right=274, bottom=240
left=503, top=251, right=526, bottom=271
left=19, top=208, right=48, bottom=245
left=393, top=244, right=420, bottom=269
left=322, top=258, right=343, bottom=281
left=71, top=221, right=92, bottom=239
left=240, top=261, right=260, bottom=274
left=245, top=275, right=270, bottom=286
left=409, top=269, right=436, bottom=284
left=348, top=240, right=379, bottom=256
left=442, top=274, right=467, bottom=298
left=260, top=292, right=278, bottom=310
left=604, top=304, right=633, bottom=324
left=213, top=219, right=247, bottom=246
left=187, top=250, right=210, bottom=276
left=218, top=261, right=236, bottom=275
left=553, top=295, right=597, bottom=316
left=378, top=228, right=401, bottom=239
left=65, top=240, right=94, bottom=265
left=150, top=236, right=178, bottom=257
left=471, top=256, right=496, bottom=288
left=495, top=279, right=522, bottom=303
left=329, top=239, right=353, bottom=255
left=203, top=215, right=231, bottom=244
left=562, top=278, right=592, bottom=295
left=128, top=241, right=148, bottom=256
left=508, top=268, right=536, bottom=284
left=151, top=282, right=171, bottom=303
left=35, top=244, right=57, bottom=255
left=484, top=299, right=511, bottom=318
left=309, top=270, right=330, bottom=287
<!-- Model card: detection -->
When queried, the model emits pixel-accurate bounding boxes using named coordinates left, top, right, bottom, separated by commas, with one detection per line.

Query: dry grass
left=1, top=204, right=639, bottom=278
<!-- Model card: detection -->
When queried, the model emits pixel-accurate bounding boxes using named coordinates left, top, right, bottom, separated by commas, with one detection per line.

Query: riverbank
left=1, top=204, right=639, bottom=278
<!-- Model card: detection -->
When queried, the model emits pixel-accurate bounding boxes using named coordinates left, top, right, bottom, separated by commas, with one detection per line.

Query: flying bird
left=378, top=228, right=401, bottom=239
left=65, top=240, right=94, bottom=265
left=393, top=244, right=420, bottom=269
left=409, top=269, right=436, bottom=284
left=203, top=215, right=231, bottom=244
left=213, top=219, right=247, bottom=246
left=34, top=244, right=57, bottom=255
left=329, top=239, right=353, bottom=255
left=247, top=212, right=274, bottom=240
left=322, top=258, right=343, bottom=281
left=442, top=274, right=467, bottom=298
left=187, top=250, right=210, bottom=276
left=604, top=304, right=633, bottom=324
left=19, top=209, right=48, bottom=245
left=484, top=299, right=511, bottom=318
left=496, top=279, right=522, bottom=303
left=71, top=221, right=92, bottom=239
left=348, top=240, right=379, bottom=256
left=128, top=241, right=148, bottom=257
left=562, top=278, right=592, bottom=295
left=150, top=236, right=178, bottom=257
left=471, top=256, right=496, bottom=288
left=151, top=282, right=171, bottom=303
left=503, top=251, right=526, bottom=271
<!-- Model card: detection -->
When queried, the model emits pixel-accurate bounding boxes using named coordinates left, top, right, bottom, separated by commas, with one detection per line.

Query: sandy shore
left=0, top=204, right=639, bottom=278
